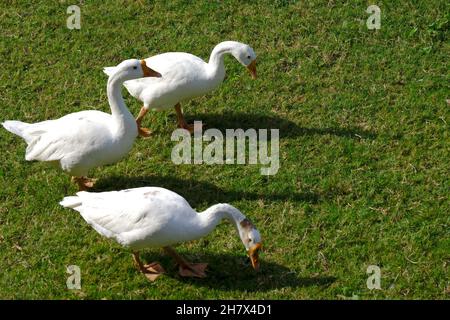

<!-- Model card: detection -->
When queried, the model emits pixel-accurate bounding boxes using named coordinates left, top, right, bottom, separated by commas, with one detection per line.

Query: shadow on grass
left=185, top=112, right=377, bottom=139
left=140, top=252, right=335, bottom=292
left=95, top=174, right=320, bottom=206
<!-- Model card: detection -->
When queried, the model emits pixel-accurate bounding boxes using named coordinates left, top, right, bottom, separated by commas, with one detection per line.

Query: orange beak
left=140, top=60, right=161, bottom=78
left=246, top=59, right=257, bottom=79
left=248, top=243, right=262, bottom=271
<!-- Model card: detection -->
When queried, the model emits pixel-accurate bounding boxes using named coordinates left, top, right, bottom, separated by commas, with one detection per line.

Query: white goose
left=60, top=187, right=262, bottom=281
left=2, top=59, right=161, bottom=190
left=103, top=41, right=257, bottom=136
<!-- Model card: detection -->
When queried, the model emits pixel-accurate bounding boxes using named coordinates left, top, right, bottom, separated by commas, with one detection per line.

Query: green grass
left=0, top=0, right=449, bottom=299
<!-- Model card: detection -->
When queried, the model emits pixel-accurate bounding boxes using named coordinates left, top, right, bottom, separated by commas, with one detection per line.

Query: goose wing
left=4, top=111, right=112, bottom=162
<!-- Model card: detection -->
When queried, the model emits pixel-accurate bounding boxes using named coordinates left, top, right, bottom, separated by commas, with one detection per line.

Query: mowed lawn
left=0, top=0, right=448, bottom=299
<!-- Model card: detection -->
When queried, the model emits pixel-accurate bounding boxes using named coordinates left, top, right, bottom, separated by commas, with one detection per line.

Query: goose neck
left=196, top=203, right=245, bottom=237
left=107, top=74, right=135, bottom=135
left=207, top=42, right=236, bottom=79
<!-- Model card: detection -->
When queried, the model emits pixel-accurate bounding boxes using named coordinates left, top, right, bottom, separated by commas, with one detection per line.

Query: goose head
left=111, top=59, right=162, bottom=81
left=230, top=43, right=257, bottom=79
left=237, top=218, right=262, bottom=271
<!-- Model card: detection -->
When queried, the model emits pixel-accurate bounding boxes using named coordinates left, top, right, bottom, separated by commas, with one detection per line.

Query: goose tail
left=2, top=120, right=31, bottom=142
left=59, top=196, right=83, bottom=209
left=103, top=66, right=117, bottom=77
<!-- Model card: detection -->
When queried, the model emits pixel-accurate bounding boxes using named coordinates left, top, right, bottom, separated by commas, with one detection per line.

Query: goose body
left=60, top=186, right=262, bottom=280
left=103, top=41, right=257, bottom=135
left=3, top=110, right=135, bottom=177
left=61, top=187, right=208, bottom=249
left=2, top=59, right=160, bottom=188
left=118, top=52, right=225, bottom=111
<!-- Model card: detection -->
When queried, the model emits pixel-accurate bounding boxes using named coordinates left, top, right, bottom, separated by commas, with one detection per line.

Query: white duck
left=2, top=59, right=161, bottom=190
left=60, top=186, right=262, bottom=281
left=103, top=41, right=257, bottom=136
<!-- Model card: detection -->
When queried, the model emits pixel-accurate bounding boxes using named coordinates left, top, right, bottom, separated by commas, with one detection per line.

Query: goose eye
left=133, top=66, right=137, bottom=70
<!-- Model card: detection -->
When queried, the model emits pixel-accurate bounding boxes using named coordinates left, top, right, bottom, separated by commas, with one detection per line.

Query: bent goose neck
left=195, top=203, right=245, bottom=238
left=207, top=42, right=235, bottom=78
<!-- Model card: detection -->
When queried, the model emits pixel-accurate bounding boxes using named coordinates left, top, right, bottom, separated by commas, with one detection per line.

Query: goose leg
left=71, top=176, right=97, bottom=191
left=132, top=251, right=165, bottom=282
left=174, top=103, right=195, bottom=133
left=136, top=106, right=152, bottom=137
left=163, top=246, right=207, bottom=278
